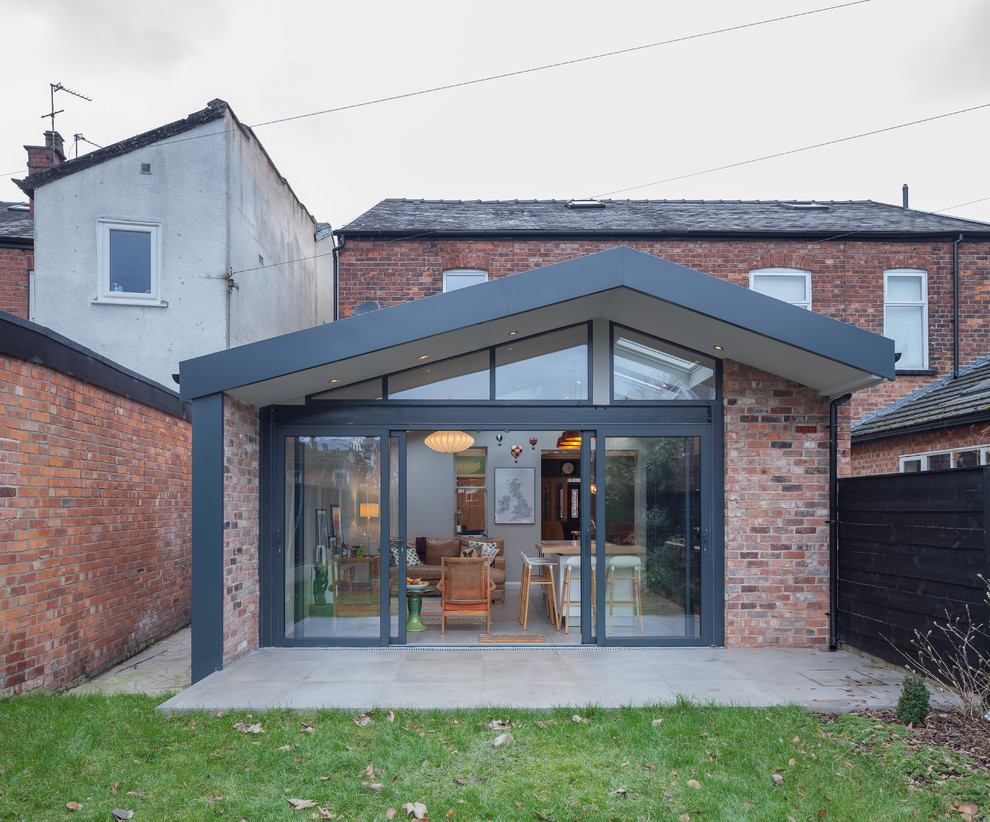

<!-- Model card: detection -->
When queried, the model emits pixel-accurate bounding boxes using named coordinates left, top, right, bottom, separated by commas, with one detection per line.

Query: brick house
left=181, top=244, right=894, bottom=681
left=0, top=201, right=32, bottom=319
left=1, top=311, right=191, bottom=695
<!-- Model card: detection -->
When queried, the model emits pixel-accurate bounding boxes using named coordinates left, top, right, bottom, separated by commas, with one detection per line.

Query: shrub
left=896, top=676, right=930, bottom=726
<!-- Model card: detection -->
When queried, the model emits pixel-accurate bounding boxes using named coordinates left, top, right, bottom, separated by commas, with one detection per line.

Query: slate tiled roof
left=0, top=201, right=33, bottom=243
left=852, top=357, right=990, bottom=440
left=339, top=198, right=990, bottom=238
left=15, top=100, right=229, bottom=195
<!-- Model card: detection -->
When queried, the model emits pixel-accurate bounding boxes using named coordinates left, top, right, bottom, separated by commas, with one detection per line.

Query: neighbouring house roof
left=181, top=246, right=894, bottom=407
left=14, top=100, right=319, bottom=226
left=0, top=201, right=33, bottom=245
left=338, top=198, right=990, bottom=240
left=852, top=357, right=990, bottom=442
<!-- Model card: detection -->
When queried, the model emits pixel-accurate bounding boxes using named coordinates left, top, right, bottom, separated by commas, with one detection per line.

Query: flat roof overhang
left=180, top=246, right=895, bottom=406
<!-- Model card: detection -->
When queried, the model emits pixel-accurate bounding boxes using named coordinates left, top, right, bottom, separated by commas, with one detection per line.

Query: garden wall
left=0, top=311, right=191, bottom=694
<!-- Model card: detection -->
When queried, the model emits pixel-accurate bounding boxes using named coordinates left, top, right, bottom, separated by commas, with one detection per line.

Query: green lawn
left=0, top=693, right=986, bottom=821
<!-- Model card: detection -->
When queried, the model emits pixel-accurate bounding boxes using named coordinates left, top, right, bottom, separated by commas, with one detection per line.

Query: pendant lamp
left=425, top=430, right=475, bottom=453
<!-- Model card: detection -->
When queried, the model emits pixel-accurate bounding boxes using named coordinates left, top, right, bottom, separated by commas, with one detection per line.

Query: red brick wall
left=338, top=238, right=989, bottom=420
left=723, top=361, right=837, bottom=648
left=0, top=246, right=31, bottom=318
left=0, top=355, right=191, bottom=694
left=222, top=397, right=260, bottom=664
left=851, top=422, right=990, bottom=476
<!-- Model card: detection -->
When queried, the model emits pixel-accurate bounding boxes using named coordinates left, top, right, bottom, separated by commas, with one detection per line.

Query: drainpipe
left=953, top=233, right=963, bottom=378
left=828, top=393, right=852, bottom=652
left=332, top=231, right=345, bottom=321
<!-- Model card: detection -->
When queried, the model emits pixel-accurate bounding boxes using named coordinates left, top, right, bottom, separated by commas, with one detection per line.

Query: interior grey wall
left=406, top=431, right=457, bottom=538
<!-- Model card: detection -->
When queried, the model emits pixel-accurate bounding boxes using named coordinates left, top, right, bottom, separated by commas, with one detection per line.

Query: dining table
left=535, top=540, right=646, bottom=556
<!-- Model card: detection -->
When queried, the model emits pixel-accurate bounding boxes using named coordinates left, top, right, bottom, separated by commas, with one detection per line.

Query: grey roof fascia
left=181, top=247, right=894, bottom=402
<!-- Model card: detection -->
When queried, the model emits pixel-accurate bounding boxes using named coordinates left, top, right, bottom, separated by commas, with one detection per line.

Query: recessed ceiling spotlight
left=713, top=345, right=724, bottom=351
left=328, top=378, right=340, bottom=384
left=418, top=354, right=430, bottom=360
left=508, top=330, right=518, bottom=336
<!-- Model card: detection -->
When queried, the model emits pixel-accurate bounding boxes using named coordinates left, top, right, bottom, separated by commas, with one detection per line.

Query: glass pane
left=390, top=436, right=400, bottom=642
left=752, top=274, right=807, bottom=304
left=927, top=453, right=951, bottom=471
left=109, top=229, right=152, bottom=293
left=885, top=305, right=925, bottom=369
left=444, top=271, right=487, bottom=291
left=613, top=329, right=716, bottom=401
left=901, top=459, right=921, bottom=473
left=603, top=436, right=701, bottom=640
left=284, top=436, right=382, bottom=640
left=495, top=327, right=588, bottom=400
left=311, top=379, right=383, bottom=401
left=955, top=450, right=979, bottom=468
left=389, top=352, right=489, bottom=400
left=887, top=274, right=923, bottom=302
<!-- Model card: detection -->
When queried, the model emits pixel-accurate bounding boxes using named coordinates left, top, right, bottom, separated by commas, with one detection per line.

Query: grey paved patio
left=69, top=626, right=943, bottom=714
left=157, top=642, right=934, bottom=714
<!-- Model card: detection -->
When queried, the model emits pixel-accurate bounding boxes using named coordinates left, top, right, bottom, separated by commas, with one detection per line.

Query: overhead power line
left=248, top=0, right=872, bottom=129
left=594, top=102, right=990, bottom=198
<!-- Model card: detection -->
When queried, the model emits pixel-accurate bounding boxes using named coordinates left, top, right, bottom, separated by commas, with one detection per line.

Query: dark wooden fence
left=837, top=467, right=990, bottom=669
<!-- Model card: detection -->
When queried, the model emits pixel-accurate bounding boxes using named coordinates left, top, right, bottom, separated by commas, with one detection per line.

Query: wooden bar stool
left=517, top=551, right=559, bottom=631
left=559, top=555, right=596, bottom=634
left=605, top=555, right=644, bottom=633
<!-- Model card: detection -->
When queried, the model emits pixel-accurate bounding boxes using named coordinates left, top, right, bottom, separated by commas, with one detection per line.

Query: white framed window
left=95, top=220, right=164, bottom=306
left=749, top=268, right=812, bottom=310
left=884, top=269, right=927, bottom=370
left=899, top=446, right=990, bottom=473
left=443, top=268, right=487, bottom=293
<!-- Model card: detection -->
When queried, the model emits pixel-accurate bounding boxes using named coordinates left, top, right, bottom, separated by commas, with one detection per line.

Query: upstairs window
left=749, top=268, right=812, bottom=310
left=443, top=268, right=488, bottom=292
left=884, top=269, right=927, bottom=370
left=96, top=220, right=163, bottom=305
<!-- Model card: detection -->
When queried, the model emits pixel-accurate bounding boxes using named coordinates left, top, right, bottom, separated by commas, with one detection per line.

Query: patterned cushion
left=390, top=540, right=423, bottom=567
left=470, top=540, right=500, bottom=562
left=459, top=544, right=481, bottom=559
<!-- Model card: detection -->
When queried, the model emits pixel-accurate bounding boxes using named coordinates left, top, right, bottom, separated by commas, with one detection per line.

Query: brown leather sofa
left=405, top=536, right=506, bottom=603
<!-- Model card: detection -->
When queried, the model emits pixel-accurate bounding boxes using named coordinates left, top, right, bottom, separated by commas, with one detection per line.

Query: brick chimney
left=25, top=131, right=65, bottom=176
left=22, top=131, right=65, bottom=217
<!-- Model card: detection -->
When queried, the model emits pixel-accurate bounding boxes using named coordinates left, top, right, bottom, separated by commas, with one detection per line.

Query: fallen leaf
left=216, top=711, right=228, bottom=718
left=287, top=798, right=319, bottom=810
left=386, top=810, right=397, bottom=820
left=354, top=713, right=374, bottom=727
left=445, top=811, right=455, bottom=818
left=386, top=711, right=396, bottom=723
left=678, top=814, right=690, bottom=822
left=571, top=715, right=586, bottom=723
left=234, top=721, right=264, bottom=734
left=651, top=718, right=663, bottom=726
left=687, top=779, right=702, bottom=790
left=209, top=793, right=224, bottom=801
left=279, top=744, right=295, bottom=751
left=492, top=732, right=514, bottom=747
left=817, top=810, right=827, bottom=819
left=614, top=788, right=628, bottom=797
left=788, top=758, right=795, bottom=766
left=300, top=722, right=316, bottom=733
left=111, top=781, right=120, bottom=796
left=402, top=801, right=428, bottom=819
left=66, top=802, right=83, bottom=811
left=772, top=774, right=784, bottom=786
left=362, top=782, right=384, bottom=791
left=111, top=811, right=134, bottom=821
left=487, top=719, right=511, bottom=730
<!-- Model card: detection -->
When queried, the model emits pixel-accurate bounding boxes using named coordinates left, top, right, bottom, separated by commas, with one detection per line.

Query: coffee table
left=405, top=584, right=434, bottom=632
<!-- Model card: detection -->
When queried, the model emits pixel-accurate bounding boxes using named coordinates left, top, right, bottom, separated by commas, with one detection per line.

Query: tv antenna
left=43, top=82, right=92, bottom=165
left=72, top=133, right=102, bottom=158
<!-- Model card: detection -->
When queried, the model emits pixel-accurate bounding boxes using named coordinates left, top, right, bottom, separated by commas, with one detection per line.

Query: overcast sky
left=3, top=0, right=989, bottom=230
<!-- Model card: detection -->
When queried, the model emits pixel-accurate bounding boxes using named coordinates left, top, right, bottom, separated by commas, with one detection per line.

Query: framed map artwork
left=494, top=467, right=535, bottom=524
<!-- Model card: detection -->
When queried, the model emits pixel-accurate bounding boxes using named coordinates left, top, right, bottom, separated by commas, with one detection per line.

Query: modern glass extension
left=267, top=322, right=722, bottom=648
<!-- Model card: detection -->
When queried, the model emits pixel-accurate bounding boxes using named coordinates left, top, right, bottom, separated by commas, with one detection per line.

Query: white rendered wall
left=226, top=124, right=333, bottom=348
left=32, top=120, right=229, bottom=389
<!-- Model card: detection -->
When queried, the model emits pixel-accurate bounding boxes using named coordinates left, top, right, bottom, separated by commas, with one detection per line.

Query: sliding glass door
left=595, top=433, right=709, bottom=645
left=281, top=435, right=388, bottom=643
